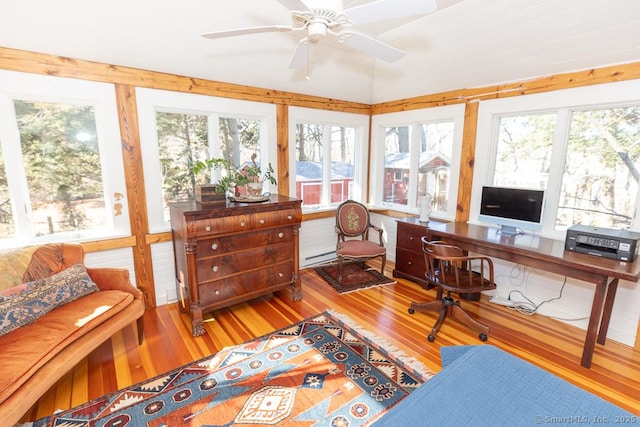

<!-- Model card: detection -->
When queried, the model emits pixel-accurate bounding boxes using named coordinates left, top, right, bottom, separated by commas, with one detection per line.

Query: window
left=558, top=107, right=639, bottom=230
left=155, top=112, right=261, bottom=207
left=289, top=107, right=368, bottom=210
left=136, top=88, right=276, bottom=232
left=0, top=71, right=128, bottom=247
left=370, top=105, right=465, bottom=220
left=472, top=80, right=640, bottom=237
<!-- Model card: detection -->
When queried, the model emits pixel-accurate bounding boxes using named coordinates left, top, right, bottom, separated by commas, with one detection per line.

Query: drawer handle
left=211, top=243, right=218, bottom=250
left=259, top=219, right=265, bottom=224
left=408, top=261, right=413, bottom=265
left=278, top=232, right=284, bottom=238
left=205, top=225, right=211, bottom=232
left=287, top=215, right=292, bottom=220
left=212, top=266, right=219, bottom=273
left=278, top=272, right=284, bottom=278
left=214, top=289, right=220, bottom=295
left=240, top=221, right=246, bottom=227
left=409, top=236, right=414, bottom=240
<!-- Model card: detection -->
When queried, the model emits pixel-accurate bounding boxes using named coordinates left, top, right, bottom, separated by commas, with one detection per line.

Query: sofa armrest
left=86, top=267, right=144, bottom=302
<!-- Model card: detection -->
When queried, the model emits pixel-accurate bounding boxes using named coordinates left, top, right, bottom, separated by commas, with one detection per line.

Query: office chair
left=335, top=200, right=386, bottom=283
left=409, top=237, right=496, bottom=342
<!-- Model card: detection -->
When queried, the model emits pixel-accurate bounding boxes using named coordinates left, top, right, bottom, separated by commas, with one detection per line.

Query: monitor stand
left=498, top=225, right=522, bottom=236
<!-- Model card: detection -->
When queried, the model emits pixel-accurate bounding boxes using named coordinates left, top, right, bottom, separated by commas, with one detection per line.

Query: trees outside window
left=0, top=71, right=128, bottom=247
left=558, top=107, right=640, bottom=229
left=155, top=112, right=260, bottom=221
left=473, top=80, right=640, bottom=237
left=289, top=107, right=367, bottom=210
left=136, top=88, right=276, bottom=232
left=371, top=105, right=464, bottom=220
left=294, top=123, right=356, bottom=206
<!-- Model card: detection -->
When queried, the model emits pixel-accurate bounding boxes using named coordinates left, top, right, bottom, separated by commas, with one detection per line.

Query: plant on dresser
left=169, top=195, right=302, bottom=336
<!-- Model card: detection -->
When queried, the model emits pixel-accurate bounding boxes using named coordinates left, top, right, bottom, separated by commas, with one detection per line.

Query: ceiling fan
left=202, top=0, right=437, bottom=69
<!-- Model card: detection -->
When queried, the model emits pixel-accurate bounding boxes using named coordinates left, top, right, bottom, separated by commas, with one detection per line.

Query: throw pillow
left=0, top=263, right=99, bottom=337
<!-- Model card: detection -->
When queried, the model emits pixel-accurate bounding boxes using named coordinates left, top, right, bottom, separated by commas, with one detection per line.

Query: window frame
left=288, top=106, right=369, bottom=212
left=369, top=104, right=465, bottom=220
left=472, top=80, right=640, bottom=239
left=0, top=70, right=129, bottom=248
left=136, top=88, right=277, bottom=233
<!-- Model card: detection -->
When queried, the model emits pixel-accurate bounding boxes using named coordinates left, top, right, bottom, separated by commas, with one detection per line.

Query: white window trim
left=472, top=79, right=640, bottom=240
left=136, top=88, right=277, bottom=233
left=370, top=104, right=465, bottom=221
left=288, top=106, right=369, bottom=212
left=0, top=70, right=129, bottom=247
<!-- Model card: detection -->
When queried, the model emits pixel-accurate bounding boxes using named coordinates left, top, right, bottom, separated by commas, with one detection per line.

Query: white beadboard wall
left=84, top=247, right=136, bottom=286
left=150, top=241, right=178, bottom=306
left=127, top=213, right=638, bottom=347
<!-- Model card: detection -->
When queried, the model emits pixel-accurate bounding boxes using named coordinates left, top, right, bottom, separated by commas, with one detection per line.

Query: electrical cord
left=507, top=276, right=568, bottom=315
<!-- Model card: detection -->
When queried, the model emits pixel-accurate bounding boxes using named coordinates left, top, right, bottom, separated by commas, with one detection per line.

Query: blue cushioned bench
left=373, top=345, right=636, bottom=426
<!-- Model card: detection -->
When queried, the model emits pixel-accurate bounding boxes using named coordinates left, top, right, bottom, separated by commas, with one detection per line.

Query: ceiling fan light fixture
left=307, top=21, right=327, bottom=42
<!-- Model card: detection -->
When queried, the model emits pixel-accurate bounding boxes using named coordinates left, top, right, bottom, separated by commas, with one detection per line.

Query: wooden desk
left=418, top=219, right=640, bottom=368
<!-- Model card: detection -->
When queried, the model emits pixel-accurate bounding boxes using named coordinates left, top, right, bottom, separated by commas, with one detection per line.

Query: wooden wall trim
left=456, top=102, right=479, bottom=222
left=371, top=62, right=640, bottom=115
left=0, top=47, right=371, bottom=114
left=276, top=104, right=290, bottom=194
left=114, top=84, right=156, bottom=309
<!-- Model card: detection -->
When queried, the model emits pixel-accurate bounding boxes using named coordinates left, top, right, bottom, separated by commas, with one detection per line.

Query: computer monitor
left=478, top=186, right=545, bottom=235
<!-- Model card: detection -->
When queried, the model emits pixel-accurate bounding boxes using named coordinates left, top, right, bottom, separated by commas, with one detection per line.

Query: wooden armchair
left=335, top=200, right=386, bottom=283
left=409, top=238, right=496, bottom=342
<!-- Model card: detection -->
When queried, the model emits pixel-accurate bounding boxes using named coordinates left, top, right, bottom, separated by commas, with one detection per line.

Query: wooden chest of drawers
left=169, top=195, right=302, bottom=336
left=393, top=217, right=432, bottom=289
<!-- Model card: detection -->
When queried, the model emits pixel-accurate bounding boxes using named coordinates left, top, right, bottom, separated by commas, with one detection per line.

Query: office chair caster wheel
left=479, top=333, right=488, bottom=342
left=427, top=334, right=436, bottom=342
left=408, top=308, right=415, bottom=314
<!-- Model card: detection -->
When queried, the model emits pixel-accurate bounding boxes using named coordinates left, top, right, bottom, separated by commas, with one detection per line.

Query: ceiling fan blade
left=289, top=39, right=317, bottom=69
left=274, top=0, right=310, bottom=12
left=345, top=0, right=437, bottom=25
left=202, top=25, right=292, bottom=39
left=340, top=31, right=404, bottom=62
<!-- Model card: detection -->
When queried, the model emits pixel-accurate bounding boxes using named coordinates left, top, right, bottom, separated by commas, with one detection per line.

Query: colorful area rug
left=33, top=310, right=433, bottom=427
left=313, top=262, right=396, bottom=294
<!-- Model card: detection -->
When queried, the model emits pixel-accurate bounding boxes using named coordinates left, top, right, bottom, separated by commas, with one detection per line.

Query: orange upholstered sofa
left=0, top=243, right=145, bottom=425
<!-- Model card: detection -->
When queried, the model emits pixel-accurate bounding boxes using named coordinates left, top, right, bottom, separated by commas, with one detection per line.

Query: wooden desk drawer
left=196, top=228, right=293, bottom=258
left=397, top=230, right=424, bottom=252
left=197, top=241, right=293, bottom=281
left=395, top=248, right=426, bottom=278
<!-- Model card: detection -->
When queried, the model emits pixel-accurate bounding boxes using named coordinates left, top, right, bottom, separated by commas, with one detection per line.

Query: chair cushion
left=337, top=240, right=386, bottom=257
left=0, top=264, right=99, bottom=337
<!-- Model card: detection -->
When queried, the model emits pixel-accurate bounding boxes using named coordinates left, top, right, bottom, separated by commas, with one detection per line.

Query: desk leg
left=597, top=277, right=619, bottom=345
left=582, top=276, right=609, bottom=368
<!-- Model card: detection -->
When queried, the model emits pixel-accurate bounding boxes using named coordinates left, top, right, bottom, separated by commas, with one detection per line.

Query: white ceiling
left=1, top=0, right=639, bottom=104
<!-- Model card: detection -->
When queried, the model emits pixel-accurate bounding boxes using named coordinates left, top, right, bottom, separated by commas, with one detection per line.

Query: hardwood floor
left=20, top=261, right=640, bottom=422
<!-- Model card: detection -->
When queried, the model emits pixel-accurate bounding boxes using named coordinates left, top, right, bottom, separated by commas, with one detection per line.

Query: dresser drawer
left=395, top=247, right=426, bottom=279
left=251, top=208, right=300, bottom=229
left=199, top=261, right=294, bottom=307
left=187, top=214, right=251, bottom=237
left=196, top=227, right=294, bottom=258
left=196, top=241, right=294, bottom=281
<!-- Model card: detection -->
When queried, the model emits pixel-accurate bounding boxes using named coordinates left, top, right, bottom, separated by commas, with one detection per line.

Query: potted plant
left=191, top=157, right=233, bottom=204
left=191, top=153, right=277, bottom=200
left=242, top=153, right=277, bottom=198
